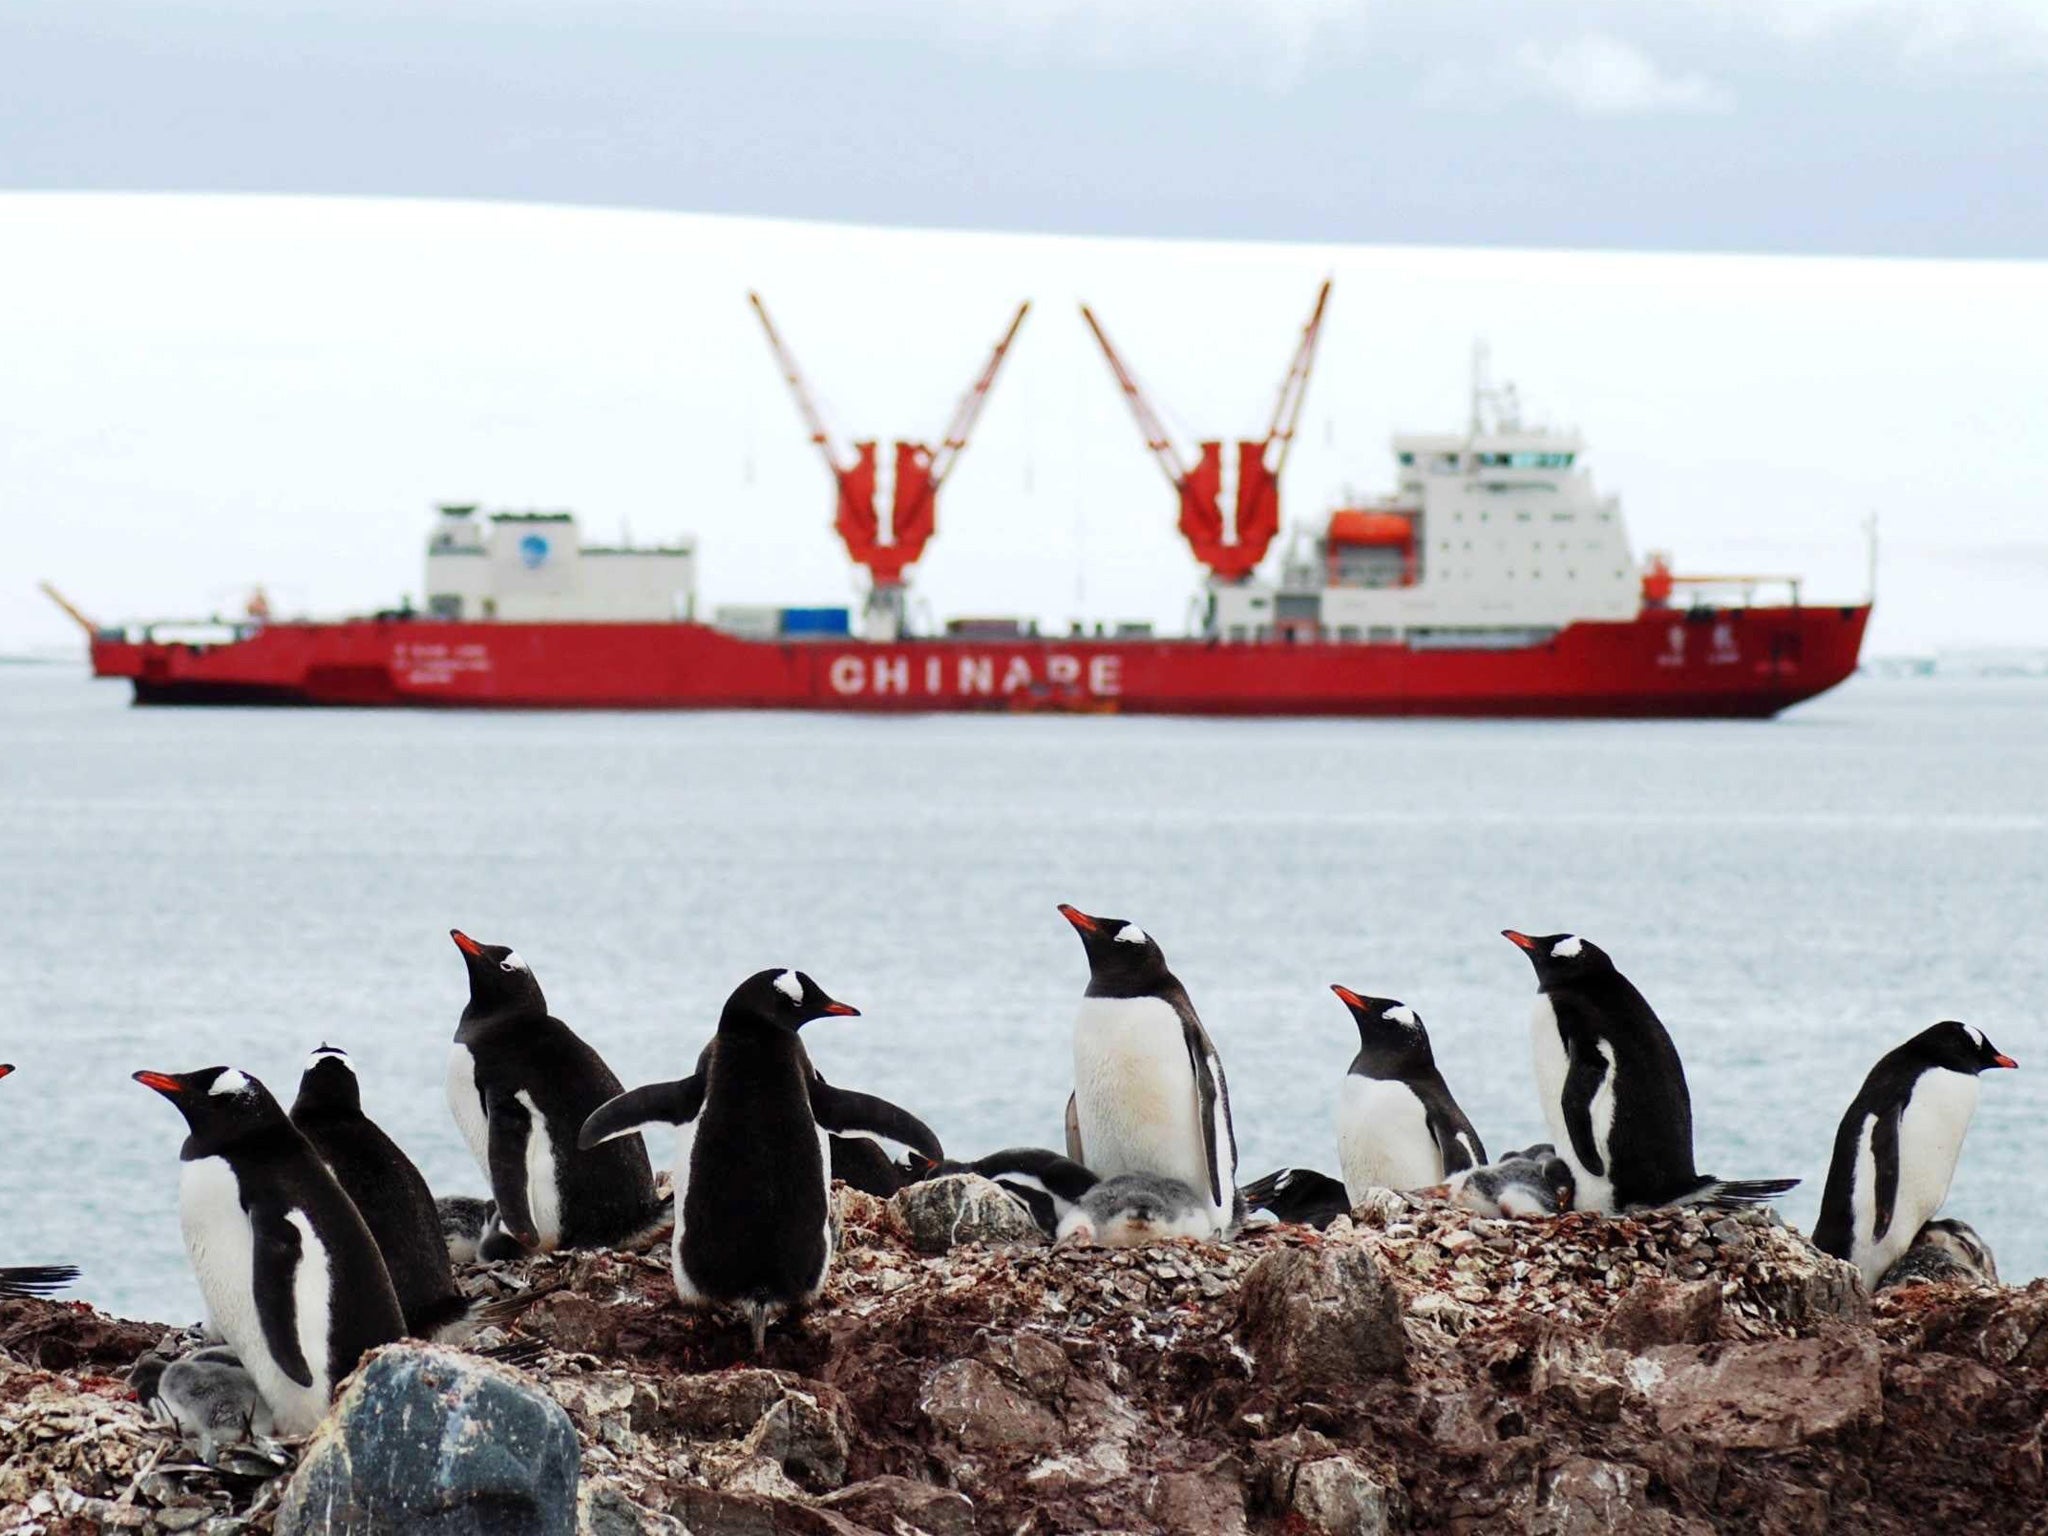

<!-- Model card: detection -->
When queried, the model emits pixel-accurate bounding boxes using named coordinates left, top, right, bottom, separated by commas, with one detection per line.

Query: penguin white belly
left=1862, top=1070, right=1979, bottom=1282
left=445, top=1046, right=490, bottom=1180
left=1529, top=998, right=1616, bottom=1213
left=513, top=1089, right=563, bottom=1248
left=669, top=1119, right=703, bottom=1304
left=1337, top=1077, right=1442, bottom=1200
left=809, top=1122, right=836, bottom=1300
left=177, top=1158, right=332, bottom=1438
left=1072, top=996, right=1210, bottom=1199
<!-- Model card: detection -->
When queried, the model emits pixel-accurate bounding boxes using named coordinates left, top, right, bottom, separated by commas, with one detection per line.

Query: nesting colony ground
left=4, top=1180, right=2045, bottom=1534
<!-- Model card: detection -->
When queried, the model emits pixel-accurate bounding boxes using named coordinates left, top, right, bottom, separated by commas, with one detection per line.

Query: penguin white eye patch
left=209, top=1069, right=251, bottom=1097
left=773, top=970, right=804, bottom=1002
left=499, top=951, right=528, bottom=973
left=1114, top=924, right=1149, bottom=946
left=1382, top=1004, right=1418, bottom=1027
left=1550, top=936, right=1584, bottom=959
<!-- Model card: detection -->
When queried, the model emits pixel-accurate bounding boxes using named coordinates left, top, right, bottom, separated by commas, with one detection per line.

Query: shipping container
left=779, top=606, right=852, bottom=637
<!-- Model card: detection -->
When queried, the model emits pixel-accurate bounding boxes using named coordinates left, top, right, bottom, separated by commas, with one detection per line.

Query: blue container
left=779, top=606, right=852, bottom=637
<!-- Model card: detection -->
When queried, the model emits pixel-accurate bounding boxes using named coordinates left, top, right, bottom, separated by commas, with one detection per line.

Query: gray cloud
left=0, top=0, right=2043, bottom=254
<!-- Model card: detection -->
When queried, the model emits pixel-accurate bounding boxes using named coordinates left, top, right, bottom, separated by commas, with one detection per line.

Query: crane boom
left=1261, top=278, right=1331, bottom=478
left=1079, top=304, right=1192, bottom=487
left=927, top=300, right=1031, bottom=492
left=39, top=581, right=98, bottom=635
left=748, top=291, right=851, bottom=475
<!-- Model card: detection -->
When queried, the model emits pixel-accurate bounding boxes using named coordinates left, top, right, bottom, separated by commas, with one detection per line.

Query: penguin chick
left=436, top=1196, right=497, bottom=1265
left=156, top=1354, right=276, bottom=1463
left=1444, top=1145, right=1578, bottom=1219
left=1877, top=1217, right=1999, bottom=1291
left=1055, top=1173, right=1214, bottom=1246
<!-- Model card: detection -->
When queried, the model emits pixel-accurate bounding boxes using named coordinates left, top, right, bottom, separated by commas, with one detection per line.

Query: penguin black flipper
left=483, top=1090, right=542, bottom=1248
left=1178, top=1017, right=1236, bottom=1210
left=807, top=1080, right=943, bottom=1162
left=579, top=1076, right=704, bottom=1148
left=1558, top=1043, right=1609, bottom=1178
left=249, top=1203, right=316, bottom=1390
left=1423, top=1090, right=1487, bottom=1177
left=1871, top=1099, right=1902, bottom=1242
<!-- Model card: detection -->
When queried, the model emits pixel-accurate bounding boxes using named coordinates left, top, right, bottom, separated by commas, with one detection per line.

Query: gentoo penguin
left=1813, top=1020, right=2016, bottom=1287
left=1238, top=1168, right=1352, bottom=1230
left=1443, top=1144, right=1578, bottom=1219
left=436, top=1196, right=496, bottom=1265
left=1058, top=904, right=1241, bottom=1236
left=1331, top=986, right=1486, bottom=1199
left=580, top=968, right=902, bottom=1353
left=908, top=1148, right=1101, bottom=1238
left=290, top=1045, right=470, bottom=1339
left=1877, top=1217, right=2000, bottom=1291
left=1056, top=1173, right=1213, bottom=1246
left=133, top=1067, right=406, bottom=1437
left=446, top=930, right=661, bottom=1258
left=1504, top=931, right=1799, bottom=1214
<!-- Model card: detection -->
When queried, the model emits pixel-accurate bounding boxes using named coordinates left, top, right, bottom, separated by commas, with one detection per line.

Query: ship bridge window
left=1398, top=452, right=1415, bottom=466
left=1477, top=451, right=1575, bottom=469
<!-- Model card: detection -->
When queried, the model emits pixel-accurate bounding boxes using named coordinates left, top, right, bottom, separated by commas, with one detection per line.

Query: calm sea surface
left=3, top=663, right=2044, bottom=1321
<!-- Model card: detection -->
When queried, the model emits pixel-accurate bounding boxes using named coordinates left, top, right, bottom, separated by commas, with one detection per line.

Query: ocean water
left=3, top=663, right=2044, bottom=1322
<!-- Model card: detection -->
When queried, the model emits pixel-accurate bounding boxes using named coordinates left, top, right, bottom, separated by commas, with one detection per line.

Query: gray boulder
left=276, top=1343, right=578, bottom=1536
left=889, top=1174, right=1043, bottom=1255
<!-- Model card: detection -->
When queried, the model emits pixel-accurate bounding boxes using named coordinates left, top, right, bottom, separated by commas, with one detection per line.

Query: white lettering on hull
left=825, top=651, right=1123, bottom=700
left=393, top=641, right=492, bottom=687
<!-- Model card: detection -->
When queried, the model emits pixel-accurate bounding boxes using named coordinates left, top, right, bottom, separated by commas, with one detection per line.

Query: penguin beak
left=1057, top=904, right=1100, bottom=934
left=0, top=1064, right=13, bottom=1080
left=1330, top=984, right=1366, bottom=1010
left=133, top=1071, right=185, bottom=1096
left=1502, top=930, right=1538, bottom=951
left=1993, top=1053, right=2018, bottom=1069
left=450, top=929, right=484, bottom=957
left=821, top=1001, right=860, bottom=1018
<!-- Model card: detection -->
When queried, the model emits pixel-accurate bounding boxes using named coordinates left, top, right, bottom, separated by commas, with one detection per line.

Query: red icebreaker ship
left=70, top=293, right=1868, bottom=716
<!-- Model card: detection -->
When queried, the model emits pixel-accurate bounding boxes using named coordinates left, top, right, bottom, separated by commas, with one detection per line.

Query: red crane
left=750, top=293, right=1030, bottom=596
left=1082, top=280, right=1331, bottom=582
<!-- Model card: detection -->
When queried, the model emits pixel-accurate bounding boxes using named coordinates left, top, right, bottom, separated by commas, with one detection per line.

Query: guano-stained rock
left=889, top=1174, right=1044, bottom=1255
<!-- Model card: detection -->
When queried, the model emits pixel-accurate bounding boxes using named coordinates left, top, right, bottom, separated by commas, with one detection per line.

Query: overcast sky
left=4, top=0, right=2046, bottom=256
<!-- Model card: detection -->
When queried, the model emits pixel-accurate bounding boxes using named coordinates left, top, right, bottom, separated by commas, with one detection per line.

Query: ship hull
left=86, top=605, right=1870, bottom=718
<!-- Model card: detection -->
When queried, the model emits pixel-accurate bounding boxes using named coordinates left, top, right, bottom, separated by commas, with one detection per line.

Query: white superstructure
left=423, top=505, right=695, bottom=622
left=1208, top=369, right=1644, bottom=643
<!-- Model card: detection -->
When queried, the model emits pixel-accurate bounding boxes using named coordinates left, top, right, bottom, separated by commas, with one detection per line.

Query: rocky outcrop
left=3, top=1193, right=2045, bottom=1534
left=274, top=1344, right=579, bottom=1535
